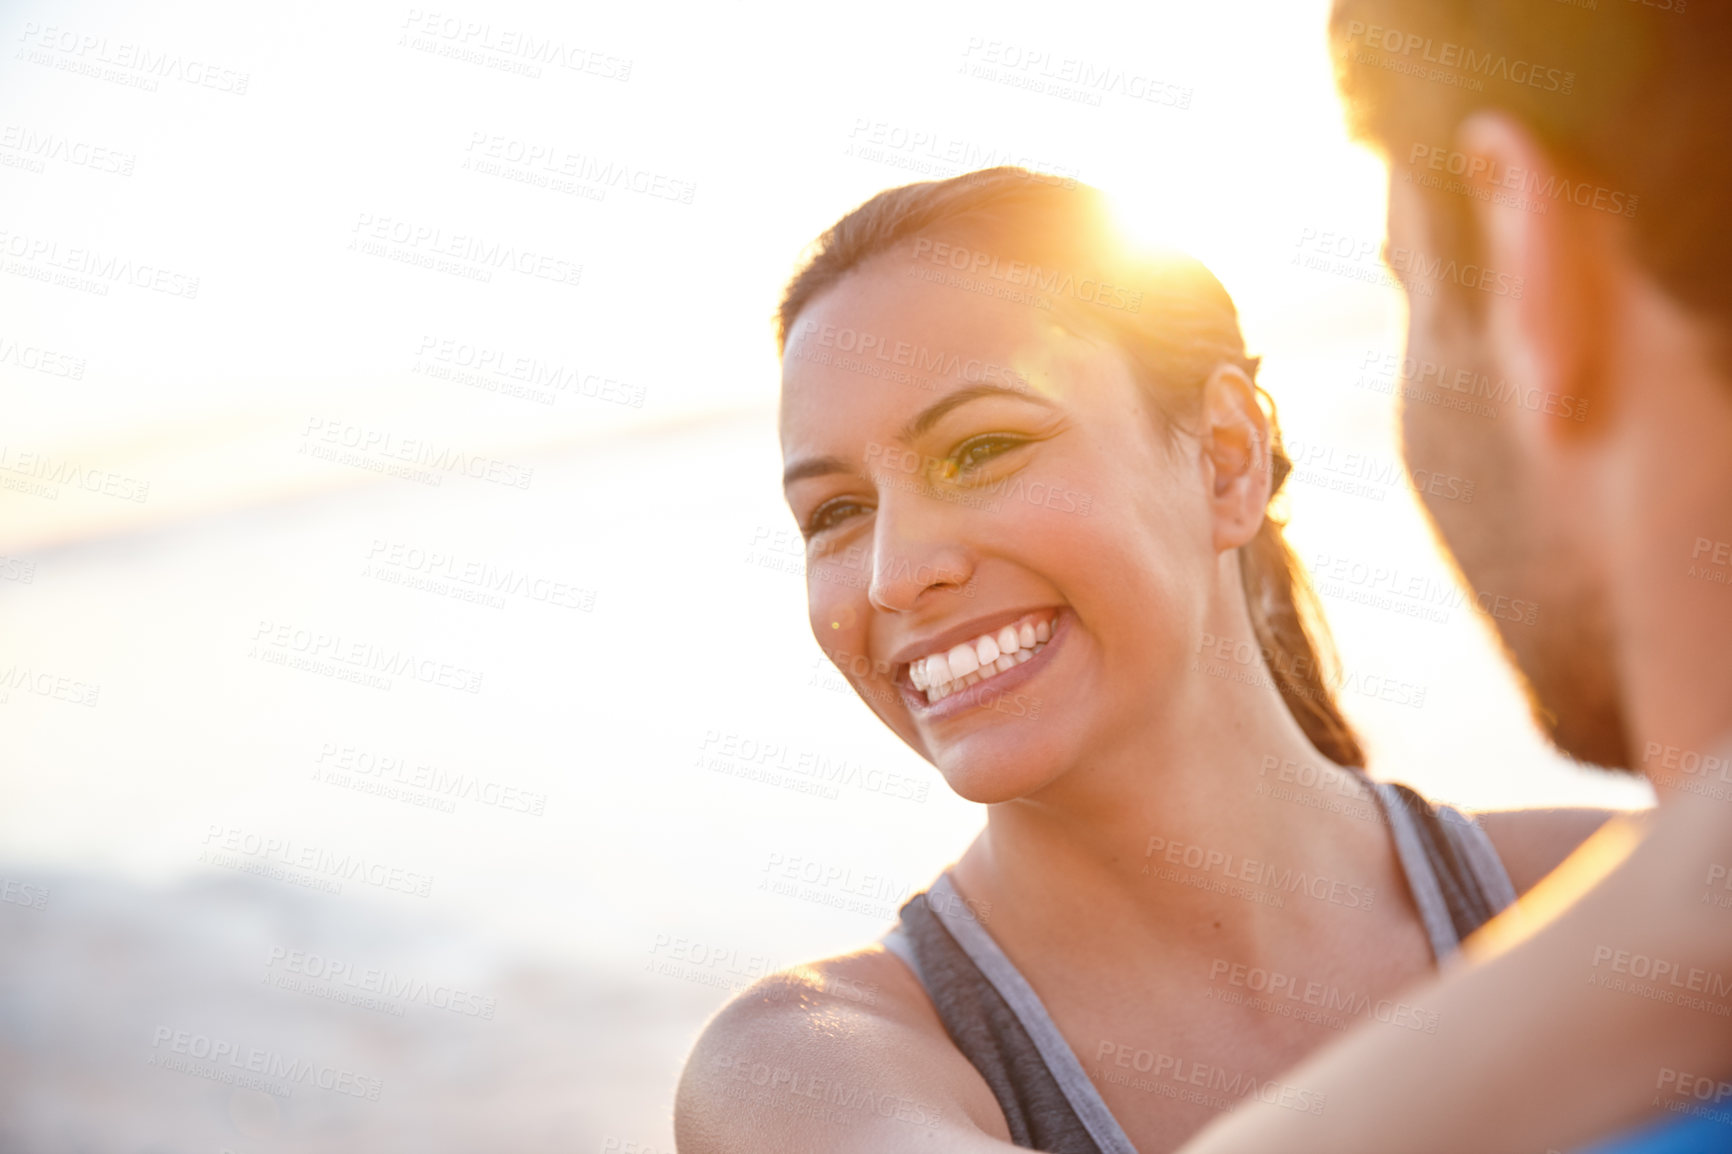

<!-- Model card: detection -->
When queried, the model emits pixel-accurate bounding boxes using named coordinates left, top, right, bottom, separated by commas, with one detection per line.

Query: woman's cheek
left=809, top=589, right=862, bottom=664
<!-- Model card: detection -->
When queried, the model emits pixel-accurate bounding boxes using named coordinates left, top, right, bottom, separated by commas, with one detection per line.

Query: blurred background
left=0, top=0, right=1651, bottom=1150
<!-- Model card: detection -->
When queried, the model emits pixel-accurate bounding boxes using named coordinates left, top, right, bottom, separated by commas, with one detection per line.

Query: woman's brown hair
left=776, top=167, right=1366, bottom=770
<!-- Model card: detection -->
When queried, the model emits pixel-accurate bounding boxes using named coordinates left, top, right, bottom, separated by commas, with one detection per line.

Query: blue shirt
left=1576, top=1106, right=1732, bottom=1153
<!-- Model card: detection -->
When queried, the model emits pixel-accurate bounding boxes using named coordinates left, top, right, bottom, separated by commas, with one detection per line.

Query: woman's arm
left=1179, top=799, right=1732, bottom=1154
left=675, top=948, right=1020, bottom=1153
left=1475, top=806, right=1624, bottom=896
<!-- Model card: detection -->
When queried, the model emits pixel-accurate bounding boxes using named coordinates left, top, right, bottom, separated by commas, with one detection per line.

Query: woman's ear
left=1200, top=363, right=1273, bottom=552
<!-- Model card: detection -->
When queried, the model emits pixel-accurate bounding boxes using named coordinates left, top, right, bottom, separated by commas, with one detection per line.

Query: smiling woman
left=774, top=169, right=1361, bottom=789
left=672, top=168, right=1611, bottom=1154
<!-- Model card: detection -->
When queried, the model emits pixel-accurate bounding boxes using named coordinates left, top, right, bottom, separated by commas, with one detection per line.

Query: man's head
left=1331, top=1, right=1732, bottom=770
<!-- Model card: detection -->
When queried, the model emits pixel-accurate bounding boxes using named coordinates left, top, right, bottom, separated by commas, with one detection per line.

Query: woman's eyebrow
left=781, top=383, right=1056, bottom=490
left=897, top=382, right=1055, bottom=443
left=782, top=454, right=851, bottom=488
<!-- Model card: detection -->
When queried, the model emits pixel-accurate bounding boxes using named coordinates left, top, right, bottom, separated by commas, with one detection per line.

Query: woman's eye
left=945, top=435, right=1024, bottom=477
left=804, top=498, right=871, bottom=538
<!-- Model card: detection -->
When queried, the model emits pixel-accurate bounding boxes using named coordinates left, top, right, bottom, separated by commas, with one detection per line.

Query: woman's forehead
left=789, top=256, right=1038, bottom=355
left=779, top=287, right=1129, bottom=456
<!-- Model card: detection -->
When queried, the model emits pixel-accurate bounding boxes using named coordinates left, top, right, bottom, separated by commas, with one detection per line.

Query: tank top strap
left=881, top=874, right=1134, bottom=1153
left=1373, top=780, right=1519, bottom=961
left=876, top=780, right=1524, bottom=1149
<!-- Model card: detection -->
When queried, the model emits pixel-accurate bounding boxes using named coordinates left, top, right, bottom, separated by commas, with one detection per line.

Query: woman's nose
left=865, top=509, right=974, bottom=613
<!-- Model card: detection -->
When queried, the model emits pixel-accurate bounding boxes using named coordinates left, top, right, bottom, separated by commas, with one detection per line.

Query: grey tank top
left=878, top=781, right=1519, bottom=1154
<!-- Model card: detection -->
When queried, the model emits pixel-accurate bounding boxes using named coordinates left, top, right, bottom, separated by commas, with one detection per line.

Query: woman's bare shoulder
left=1472, top=804, right=1643, bottom=895
left=673, top=944, right=1013, bottom=1152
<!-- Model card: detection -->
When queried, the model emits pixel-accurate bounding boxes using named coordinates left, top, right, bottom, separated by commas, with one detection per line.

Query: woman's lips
left=901, top=608, right=1068, bottom=721
left=907, top=609, right=1058, bottom=701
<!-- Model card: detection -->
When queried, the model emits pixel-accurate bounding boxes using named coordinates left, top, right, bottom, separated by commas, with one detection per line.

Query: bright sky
left=0, top=0, right=1650, bottom=970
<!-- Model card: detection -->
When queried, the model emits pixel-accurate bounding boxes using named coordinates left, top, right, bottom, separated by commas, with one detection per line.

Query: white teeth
left=945, top=643, right=980, bottom=678
left=909, top=613, right=1058, bottom=705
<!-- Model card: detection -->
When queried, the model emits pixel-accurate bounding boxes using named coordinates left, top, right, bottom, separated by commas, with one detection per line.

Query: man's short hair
left=1331, top=0, right=1732, bottom=338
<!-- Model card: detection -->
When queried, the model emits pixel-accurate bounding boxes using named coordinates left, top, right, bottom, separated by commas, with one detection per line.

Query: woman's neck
left=949, top=664, right=1396, bottom=978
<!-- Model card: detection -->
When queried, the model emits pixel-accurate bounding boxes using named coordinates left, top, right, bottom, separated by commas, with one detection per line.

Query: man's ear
left=1449, top=110, right=1618, bottom=441
left=1200, top=363, right=1273, bottom=552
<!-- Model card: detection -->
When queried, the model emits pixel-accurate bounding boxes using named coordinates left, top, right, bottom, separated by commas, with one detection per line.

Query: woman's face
left=779, top=246, right=1226, bottom=804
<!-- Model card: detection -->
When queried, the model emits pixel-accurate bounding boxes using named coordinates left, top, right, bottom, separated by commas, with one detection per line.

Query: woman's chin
left=934, top=750, right=1066, bottom=806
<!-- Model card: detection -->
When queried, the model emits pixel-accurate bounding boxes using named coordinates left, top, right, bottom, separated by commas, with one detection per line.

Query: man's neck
left=1608, top=294, right=1732, bottom=791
